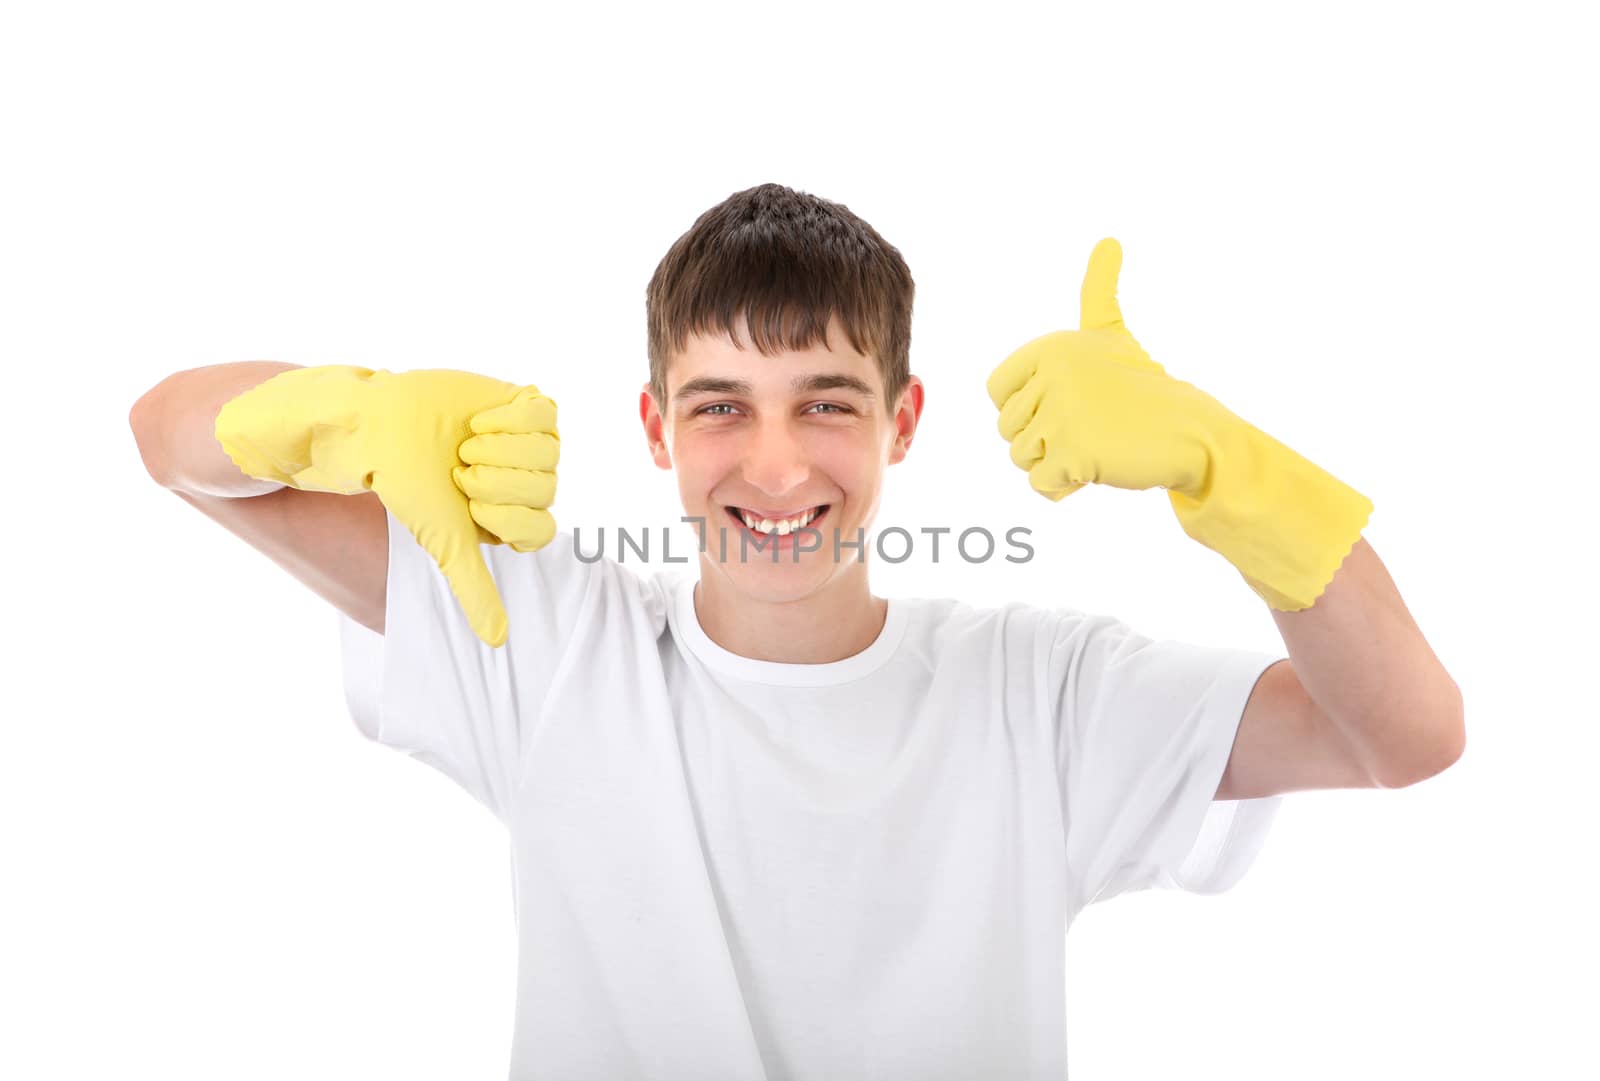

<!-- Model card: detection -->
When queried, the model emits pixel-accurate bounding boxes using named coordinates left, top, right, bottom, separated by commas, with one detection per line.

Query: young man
left=130, top=183, right=1464, bottom=1080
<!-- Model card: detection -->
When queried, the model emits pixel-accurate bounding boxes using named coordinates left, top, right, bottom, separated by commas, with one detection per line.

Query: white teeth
left=737, top=506, right=821, bottom=534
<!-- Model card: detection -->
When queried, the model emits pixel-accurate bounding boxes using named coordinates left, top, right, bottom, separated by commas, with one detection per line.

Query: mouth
left=722, top=503, right=831, bottom=542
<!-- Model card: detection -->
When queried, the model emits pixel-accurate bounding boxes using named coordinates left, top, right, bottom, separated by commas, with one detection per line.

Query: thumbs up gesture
left=215, top=366, right=559, bottom=646
left=984, top=237, right=1223, bottom=502
left=984, top=238, right=1373, bottom=611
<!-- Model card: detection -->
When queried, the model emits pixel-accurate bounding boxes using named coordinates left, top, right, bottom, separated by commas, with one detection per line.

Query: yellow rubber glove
left=215, top=366, right=560, bottom=646
left=985, top=238, right=1372, bottom=611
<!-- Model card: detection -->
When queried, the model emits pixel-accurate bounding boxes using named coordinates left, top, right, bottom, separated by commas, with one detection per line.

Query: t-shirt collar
left=669, top=575, right=908, bottom=687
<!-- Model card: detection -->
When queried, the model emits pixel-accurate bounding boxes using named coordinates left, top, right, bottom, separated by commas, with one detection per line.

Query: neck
left=692, top=559, right=886, bottom=665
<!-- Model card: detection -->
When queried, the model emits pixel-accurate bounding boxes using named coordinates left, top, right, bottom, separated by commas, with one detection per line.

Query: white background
left=3, top=1, right=1595, bottom=1077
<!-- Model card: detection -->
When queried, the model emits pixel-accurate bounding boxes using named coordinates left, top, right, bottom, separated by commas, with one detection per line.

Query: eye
left=694, top=402, right=854, bottom=417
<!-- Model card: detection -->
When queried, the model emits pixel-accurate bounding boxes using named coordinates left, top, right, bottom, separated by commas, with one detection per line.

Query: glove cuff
left=1168, top=415, right=1373, bottom=611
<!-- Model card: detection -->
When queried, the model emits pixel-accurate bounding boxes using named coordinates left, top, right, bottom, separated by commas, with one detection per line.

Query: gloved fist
left=215, top=366, right=560, bottom=647
left=452, top=387, right=561, bottom=555
left=984, top=237, right=1226, bottom=502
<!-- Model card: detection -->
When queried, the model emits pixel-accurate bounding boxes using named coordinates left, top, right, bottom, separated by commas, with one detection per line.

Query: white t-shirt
left=338, top=510, right=1285, bottom=1081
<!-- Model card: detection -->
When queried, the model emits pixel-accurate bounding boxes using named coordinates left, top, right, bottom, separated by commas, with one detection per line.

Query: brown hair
left=645, top=182, right=914, bottom=414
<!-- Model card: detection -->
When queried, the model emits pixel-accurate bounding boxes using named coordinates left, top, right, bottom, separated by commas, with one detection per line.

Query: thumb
left=1079, top=237, right=1127, bottom=333
left=376, top=478, right=510, bottom=648
left=433, top=530, right=510, bottom=648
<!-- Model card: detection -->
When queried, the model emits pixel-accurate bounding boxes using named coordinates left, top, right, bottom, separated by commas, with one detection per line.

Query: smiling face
left=640, top=311, right=923, bottom=605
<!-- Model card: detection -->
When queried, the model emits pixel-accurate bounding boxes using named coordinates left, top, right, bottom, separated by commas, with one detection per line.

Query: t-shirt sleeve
left=1045, top=607, right=1286, bottom=914
left=336, top=508, right=601, bottom=824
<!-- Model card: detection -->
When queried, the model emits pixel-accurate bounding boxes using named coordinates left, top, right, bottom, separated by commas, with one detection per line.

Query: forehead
left=668, top=310, right=874, bottom=387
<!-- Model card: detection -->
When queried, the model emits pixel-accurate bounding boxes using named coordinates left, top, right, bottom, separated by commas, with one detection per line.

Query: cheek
left=673, top=426, right=876, bottom=486
left=815, top=445, right=880, bottom=493
left=671, top=433, right=736, bottom=485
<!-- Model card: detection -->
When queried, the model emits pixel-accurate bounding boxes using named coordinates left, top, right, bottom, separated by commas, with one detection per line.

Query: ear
left=639, top=384, right=672, bottom=469
left=887, top=375, right=925, bottom=466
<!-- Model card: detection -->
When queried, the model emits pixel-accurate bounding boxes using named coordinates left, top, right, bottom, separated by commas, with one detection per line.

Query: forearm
left=1270, top=536, right=1465, bottom=787
left=130, top=361, right=301, bottom=496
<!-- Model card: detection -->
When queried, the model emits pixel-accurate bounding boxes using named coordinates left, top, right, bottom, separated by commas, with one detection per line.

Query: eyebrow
left=673, top=372, right=878, bottom=405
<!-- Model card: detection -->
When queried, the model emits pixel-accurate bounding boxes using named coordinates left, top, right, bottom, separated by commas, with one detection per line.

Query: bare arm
left=130, top=362, right=389, bottom=635
left=1217, top=537, right=1464, bottom=799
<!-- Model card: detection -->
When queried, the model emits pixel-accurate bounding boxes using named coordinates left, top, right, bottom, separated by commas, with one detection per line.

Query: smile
left=724, top=504, right=830, bottom=538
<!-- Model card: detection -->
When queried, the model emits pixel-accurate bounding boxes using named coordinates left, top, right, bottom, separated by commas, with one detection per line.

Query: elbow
left=1377, top=691, right=1466, bottom=789
left=129, top=387, right=174, bottom=486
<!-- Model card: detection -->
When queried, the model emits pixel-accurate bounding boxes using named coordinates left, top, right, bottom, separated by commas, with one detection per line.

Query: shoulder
left=480, top=529, right=675, bottom=637
left=900, top=593, right=1078, bottom=669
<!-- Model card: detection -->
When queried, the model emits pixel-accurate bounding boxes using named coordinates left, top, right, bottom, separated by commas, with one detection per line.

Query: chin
left=705, top=546, right=839, bottom=603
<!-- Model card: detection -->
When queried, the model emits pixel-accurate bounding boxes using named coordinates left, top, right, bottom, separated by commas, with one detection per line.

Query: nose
left=740, top=417, right=812, bottom=498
